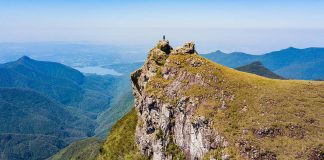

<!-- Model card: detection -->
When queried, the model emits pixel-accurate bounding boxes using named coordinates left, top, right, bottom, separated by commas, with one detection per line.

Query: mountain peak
left=236, top=61, right=284, bottom=79
left=18, top=56, right=32, bottom=62
left=155, top=40, right=196, bottom=55
left=249, top=61, right=263, bottom=66
left=214, top=50, right=225, bottom=54
left=102, top=41, right=324, bottom=160
left=288, top=46, right=297, bottom=49
left=148, top=40, right=197, bottom=65
left=156, top=39, right=172, bottom=54
left=284, top=46, right=298, bottom=51
left=101, top=40, right=324, bottom=160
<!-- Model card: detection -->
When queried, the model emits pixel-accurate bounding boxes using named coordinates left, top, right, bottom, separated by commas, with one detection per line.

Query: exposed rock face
left=171, top=42, right=196, bottom=55
left=131, top=40, right=227, bottom=160
left=129, top=39, right=324, bottom=160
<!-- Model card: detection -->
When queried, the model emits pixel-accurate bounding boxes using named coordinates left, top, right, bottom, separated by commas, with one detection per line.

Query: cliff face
left=129, top=40, right=324, bottom=160
left=131, top=40, right=225, bottom=160
left=99, top=39, right=324, bottom=160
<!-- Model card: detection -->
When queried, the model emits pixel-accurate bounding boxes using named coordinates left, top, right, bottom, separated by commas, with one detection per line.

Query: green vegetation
left=98, top=41, right=324, bottom=159
left=155, top=128, right=163, bottom=140
left=98, top=108, right=147, bottom=160
left=165, top=136, right=186, bottom=160
left=0, top=88, right=96, bottom=160
left=95, top=88, right=134, bottom=138
left=0, top=57, right=139, bottom=159
left=150, top=48, right=168, bottom=65
left=0, top=56, right=84, bottom=105
left=0, top=133, right=64, bottom=160
left=49, top=138, right=103, bottom=160
left=142, top=53, right=324, bottom=159
left=0, top=56, right=125, bottom=119
left=202, top=148, right=223, bottom=160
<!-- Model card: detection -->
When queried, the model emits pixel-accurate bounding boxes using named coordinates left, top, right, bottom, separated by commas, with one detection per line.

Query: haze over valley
left=0, top=1, right=324, bottom=160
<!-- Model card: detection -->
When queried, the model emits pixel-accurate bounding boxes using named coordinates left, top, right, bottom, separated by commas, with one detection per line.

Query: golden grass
left=100, top=51, right=324, bottom=159
left=145, top=53, right=324, bottom=159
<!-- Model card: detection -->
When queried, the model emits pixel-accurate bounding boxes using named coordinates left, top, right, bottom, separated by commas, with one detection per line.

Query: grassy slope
left=146, top=54, right=324, bottom=159
left=94, top=63, right=141, bottom=138
left=49, top=138, right=103, bottom=160
left=95, top=90, right=134, bottom=138
left=94, top=74, right=135, bottom=138
left=100, top=51, right=324, bottom=159
left=98, top=108, right=147, bottom=160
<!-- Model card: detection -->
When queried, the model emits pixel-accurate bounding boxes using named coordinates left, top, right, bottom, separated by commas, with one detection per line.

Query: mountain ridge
left=0, top=57, right=136, bottom=160
left=99, top=40, right=324, bottom=160
left=0, top=87, right=95, bottom=160
left=0, top=56, right=117, bottom=118
left=203, top=47, right=324, bottom=80
left=0, top=56, right=84, bottom=105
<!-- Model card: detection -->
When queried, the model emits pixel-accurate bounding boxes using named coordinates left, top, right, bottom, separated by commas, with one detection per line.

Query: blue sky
left=1, top=0, right=324, bottom=53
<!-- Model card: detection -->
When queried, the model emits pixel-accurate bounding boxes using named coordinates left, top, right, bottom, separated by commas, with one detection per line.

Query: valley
left=1, top=44, right=324, bottom=160
left=0, top=56, right=137, bottom=159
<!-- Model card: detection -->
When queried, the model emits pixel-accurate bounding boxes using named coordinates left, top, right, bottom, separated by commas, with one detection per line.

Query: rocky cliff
left=131, top=40, right=225, bottom=160
left=99, top=39, right=324, bottom=160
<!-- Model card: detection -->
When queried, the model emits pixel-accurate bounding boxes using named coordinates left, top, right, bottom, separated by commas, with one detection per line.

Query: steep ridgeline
left=100, top=40, right=324, bottom=160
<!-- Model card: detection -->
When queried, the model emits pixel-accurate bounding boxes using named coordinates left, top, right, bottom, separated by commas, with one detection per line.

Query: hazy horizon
left=1, top=0, right=324, bottom=54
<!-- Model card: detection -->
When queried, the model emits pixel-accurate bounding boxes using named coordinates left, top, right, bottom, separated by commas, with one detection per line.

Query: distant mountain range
left=0, top=56, right=85, bottom=105
left=2, top=46, right=324, bottom=159
left=236, top=61, right=284, bottom=79
left=0, top=57, right=135, bottom=160
left=0, top=56, right=121, bottom=118
left=203, top=47, right=324, bottom=80
left=0, top=88, right=95, bottom=160
left=0, top=42, right=146, bottom=65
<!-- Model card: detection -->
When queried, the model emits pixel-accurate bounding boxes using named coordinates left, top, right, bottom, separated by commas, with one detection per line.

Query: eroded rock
left=131, top=40, right=227, bottom=160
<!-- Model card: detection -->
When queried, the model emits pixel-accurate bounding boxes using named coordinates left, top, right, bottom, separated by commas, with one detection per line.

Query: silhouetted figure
left=163, top=35, right=165, bottom=40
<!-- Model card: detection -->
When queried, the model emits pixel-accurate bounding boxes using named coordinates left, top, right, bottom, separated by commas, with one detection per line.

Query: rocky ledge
left=130, top=39, right=324, bottom=160
left=131, top=40, right=228, bottom=160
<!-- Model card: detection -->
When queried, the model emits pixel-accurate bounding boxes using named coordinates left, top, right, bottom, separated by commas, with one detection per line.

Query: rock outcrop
left=131, top=40, right=228, bottom=160
left=126, top=39, right=324, bottom=160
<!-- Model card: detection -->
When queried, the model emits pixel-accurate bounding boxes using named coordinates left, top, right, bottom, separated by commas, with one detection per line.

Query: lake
left=74, top=66, right=123, bottom=76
